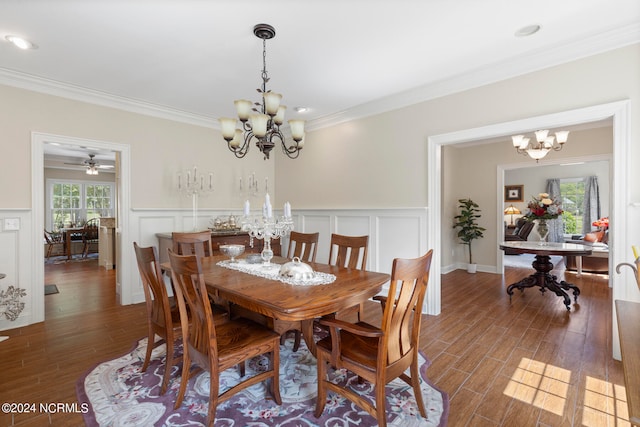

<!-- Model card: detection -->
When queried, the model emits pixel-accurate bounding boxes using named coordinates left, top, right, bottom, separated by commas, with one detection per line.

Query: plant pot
left=467, top=263, right=477, bottom=274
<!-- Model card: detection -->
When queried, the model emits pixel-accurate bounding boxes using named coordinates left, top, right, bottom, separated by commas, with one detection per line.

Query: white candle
left=200, top=176, right=204, bottom=190
left=284, top=202, right=291, bottom=218
left=209, top=173, right=213, bottom=189
left=186, top=171, right=190, bottom=184
left=193, top=167, right=197, bottom=183
left=265, top=193, right=272, bottom=218
left=178, top=174, right=182, bottom=190
left=244, top=200, right=250, bottom=216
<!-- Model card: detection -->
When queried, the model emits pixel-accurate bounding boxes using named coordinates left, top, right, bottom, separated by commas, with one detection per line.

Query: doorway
left=427, top=100, right=631, bottom=360
left=32, top=132, right=132, bottom=324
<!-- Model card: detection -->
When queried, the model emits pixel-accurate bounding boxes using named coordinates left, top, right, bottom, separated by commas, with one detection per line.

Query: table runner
left=217, top=260, right=336, bottom=286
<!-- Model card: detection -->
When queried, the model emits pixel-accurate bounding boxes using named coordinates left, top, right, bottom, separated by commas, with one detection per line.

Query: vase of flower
left=524, top=192, right=563, bottom=245
left=536, top=219, right=549, bottom=243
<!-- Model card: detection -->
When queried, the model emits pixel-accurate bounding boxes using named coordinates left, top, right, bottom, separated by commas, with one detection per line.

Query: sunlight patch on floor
left=504, top=358, right=630, bottom=424
left=503, top=357, right=571, bottom=416
left=582, top=376, right=630, bottom=427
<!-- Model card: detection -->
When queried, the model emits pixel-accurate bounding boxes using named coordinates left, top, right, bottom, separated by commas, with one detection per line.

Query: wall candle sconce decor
left=239, top=173, right=269, bottom=199
left=177, top=166, right=214, bottom=230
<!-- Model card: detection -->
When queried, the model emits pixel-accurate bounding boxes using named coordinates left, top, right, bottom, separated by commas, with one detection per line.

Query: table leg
left=576, top=255, right=583, bottom=277
left=506, top=255, right=580, bottom=311
left=65, top=230, right=72, bottom=260
left=300, top=319, right=316, bottom=357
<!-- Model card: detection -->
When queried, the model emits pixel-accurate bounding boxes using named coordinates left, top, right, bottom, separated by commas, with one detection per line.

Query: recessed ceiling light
left=5, top=35, right=38, bottom=50
left=515, top=24, right=541, bottom=37
left=294, top=107, right=308, bottom=113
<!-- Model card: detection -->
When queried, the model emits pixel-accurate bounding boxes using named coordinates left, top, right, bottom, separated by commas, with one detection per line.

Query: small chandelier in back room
left=511, top=130, right=569, bottom=162
left=219, top=24, right=306, bottom=160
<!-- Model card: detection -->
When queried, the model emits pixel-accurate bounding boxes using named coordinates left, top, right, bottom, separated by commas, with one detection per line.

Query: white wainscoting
left=0, top=206, right=435, bottom=331
left=129, top=207, right=436, bottom=314
left=0, top=209, right=35, bottom=331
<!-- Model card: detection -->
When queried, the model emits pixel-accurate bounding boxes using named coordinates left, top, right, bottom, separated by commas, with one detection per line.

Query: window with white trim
left=46, top=179, right=115, bottom=231
left=559, top=178, right=585, bottom=234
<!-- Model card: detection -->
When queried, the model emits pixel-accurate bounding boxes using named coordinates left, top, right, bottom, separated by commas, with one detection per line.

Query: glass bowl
left=219, top=244, right=245, bottom=262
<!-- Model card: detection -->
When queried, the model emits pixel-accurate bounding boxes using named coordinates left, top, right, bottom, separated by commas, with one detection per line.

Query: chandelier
left=511, top=130, right=569, bottom=162
left=219, top=24, right=305, bottom=160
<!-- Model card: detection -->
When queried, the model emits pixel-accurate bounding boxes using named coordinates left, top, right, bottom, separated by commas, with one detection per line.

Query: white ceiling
left=3, top=0, right=639, bottom=161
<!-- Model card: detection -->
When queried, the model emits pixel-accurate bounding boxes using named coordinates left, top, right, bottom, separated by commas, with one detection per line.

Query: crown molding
left=306, top=23, right=640, bottom=131
left=0, top=68, right=216, bottom=128
left=0, top=24, right=638, bottom=132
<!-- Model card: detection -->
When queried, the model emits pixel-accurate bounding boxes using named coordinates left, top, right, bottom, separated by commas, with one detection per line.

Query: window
left=559, top=178, right=585, bottom=234
left=47, top=179, right=114, bottom=231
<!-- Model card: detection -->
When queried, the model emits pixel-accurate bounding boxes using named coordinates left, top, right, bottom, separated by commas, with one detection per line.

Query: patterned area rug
left=77, top=334, right=449, bottom=426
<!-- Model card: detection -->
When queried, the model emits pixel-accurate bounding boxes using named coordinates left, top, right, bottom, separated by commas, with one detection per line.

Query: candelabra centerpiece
left=240, top=194, right=293, bottom=267
left=177, top=166, right=214, bottom=230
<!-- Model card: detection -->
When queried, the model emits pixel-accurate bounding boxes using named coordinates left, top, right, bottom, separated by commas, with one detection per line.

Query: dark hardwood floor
left=0, top=256, right=626, bottom=426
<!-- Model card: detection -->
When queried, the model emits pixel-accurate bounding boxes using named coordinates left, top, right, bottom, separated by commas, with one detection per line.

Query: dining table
left=161, top=255, right=390, bottom=357
left=500, top=241, right=592, bottom=311
left=60, top=226, right=84, bottom=260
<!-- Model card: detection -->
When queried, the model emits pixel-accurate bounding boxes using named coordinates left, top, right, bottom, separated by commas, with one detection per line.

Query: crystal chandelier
left=512, top=130, right=569, bottom=162
left=219, top=24, right=305, bottom=160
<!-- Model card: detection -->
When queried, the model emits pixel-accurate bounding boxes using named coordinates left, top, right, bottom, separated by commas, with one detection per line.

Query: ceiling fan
left=64, top=154, right=115, bottom=175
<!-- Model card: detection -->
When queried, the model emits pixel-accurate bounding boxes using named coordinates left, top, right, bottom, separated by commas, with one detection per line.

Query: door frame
left=427, top=100, right=631, bottom=359
left=31, top=132, right=132, bottom=322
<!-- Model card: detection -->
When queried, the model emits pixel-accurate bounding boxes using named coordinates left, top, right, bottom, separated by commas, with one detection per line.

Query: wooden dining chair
left=171, top=230, right=231, bottom=318
left=44, top=229, right=64, bottom=258
left=133, top=242, right=184, bottom=395
left=168, top=249, right=281, bottom=426
left=171, top=230, right=213, bottom=258
left=286, top=231, right=319, bottom=262
left=81, top=218, right=100, bottom=258
left=281, top=231, right=320, bottom=349
left=315, top=249, right=434, bottom=427
left=329, top=233, right=369, bottom=321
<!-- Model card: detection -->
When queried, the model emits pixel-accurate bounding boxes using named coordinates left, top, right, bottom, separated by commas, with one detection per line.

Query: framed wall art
left=504, top=185, right=524, bottom=202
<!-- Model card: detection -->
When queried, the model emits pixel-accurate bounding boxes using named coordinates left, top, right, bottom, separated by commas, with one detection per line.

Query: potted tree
left=453, top=198, right=486, bottom=273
